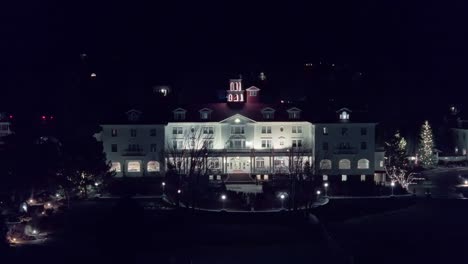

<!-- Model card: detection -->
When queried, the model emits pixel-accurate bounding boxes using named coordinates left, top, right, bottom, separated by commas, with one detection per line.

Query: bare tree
left=385, top=166, right=417, bottom=190
left=166, top=126, right=213, bottom=208
left=287, top=146, right=314, bottom=210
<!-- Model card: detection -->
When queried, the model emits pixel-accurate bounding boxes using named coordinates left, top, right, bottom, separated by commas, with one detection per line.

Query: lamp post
left=316, top=190, right=321, bottom=200
left=280, top=194, right=286, bottom=209
left=464, top=180, right=468, bottom=186
left=177, top=189, right=181, bottom=207
left=221, top=194, right=227, bottom=210
left=323, top=182, right=329, bottom=197
left=161, top=181, right=166, bottom=195
left=390, top=181, right=395, bottom=196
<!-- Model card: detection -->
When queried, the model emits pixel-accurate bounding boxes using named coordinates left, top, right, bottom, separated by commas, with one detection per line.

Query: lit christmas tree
left=418, top=120, right=435, bottom=167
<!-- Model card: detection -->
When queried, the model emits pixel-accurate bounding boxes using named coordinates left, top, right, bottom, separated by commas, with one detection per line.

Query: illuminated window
left=261, top=126, right=272, bottom=134
left=323, top=127, right=328, bottom=135
left=256, top=158, right=265, bottom=168
left=380, top=160, right=384, bottom=167
left=127, top=161, right=141, bottom=172
left=203, top=127, right=214, bottom=134
left=292, top=126, right=302, bottom=133
left=130, top=129, right=137, bottom=137
left=292, top=139, right=302, bottom=148
left=360, top=175, right=366, bottom=181
left=341, top=175, right=347, bottom=181
left=208, top=159, right=219, bottom=169
left=339, top=159, right=351, bottom=169
left=147, top=161, right=160, bottom=172
left=111, top=144, right=118, bottom=152
left=261, top=139, right=272, bottom=149
left=111, top=162, right=121, bottom=172
left=464, top=148, right=467, bottom=155
left=199, top=108, right=212, bottom=120
left=172, top=127, right=183, bottom=135
left=320, top=160, right=332, bottom=170
left=249, top=90, right=257, bottom=96
left=322, top=175, right=328, bottom=181
left=150, top=129, right=156, bottom=136
left=111, top=129, right=118, bottom=137
left=340, top=111, right=349, bottom=120
left=358, top=159, right=369, bottom=169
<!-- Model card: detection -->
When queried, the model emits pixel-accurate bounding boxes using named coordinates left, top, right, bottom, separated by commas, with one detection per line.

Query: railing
left=333, top=148, right=358, bottom=154
left=121, top=149, right=146, bottom=156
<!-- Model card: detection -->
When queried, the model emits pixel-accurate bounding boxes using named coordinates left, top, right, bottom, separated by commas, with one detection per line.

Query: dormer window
left=249, top=90, right=257, bottom=96
left=340, top=111, right=349, bottom=120
left=126, top=109, right=142, bottom=122
left=199, top=108, right=212, bottom=120
left=261, top=107, right=275, bottom=120
left=287, top=108, right=301, bottom=120
left=173, top=108, right=187, bottom=121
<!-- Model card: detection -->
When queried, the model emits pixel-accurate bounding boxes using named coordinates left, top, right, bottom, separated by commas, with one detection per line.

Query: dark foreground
left=2, top=197, right=468, bottom=264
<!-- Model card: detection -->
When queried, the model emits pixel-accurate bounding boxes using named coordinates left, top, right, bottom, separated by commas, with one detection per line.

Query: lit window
left=111, top=129, right=118, bottom=137
left=130, top=129, right=137, bottom=137
left=261, top=140, right=272, bottom=149
left=455, top=147, right=459, bottom=153
left=209, top=175, right=214, bottom=180
left=261, top=126, right=272, bottom=134
left=111, top=144, right=118, bottom=152
left=341, top=175, right=347, bottom=181
left=111, top=162, right=121, bottom=172
left=127, top=161, right=141, bottom=172
left=379, top=160, right=384, bottom=167
left=320, top=160, right=332, bottom=170
left=464, top=148, right=467, bottom=155
left=358, top=159, right=369, bottom=169
left=150, top=129, right=156, bottom=136
left=360, top=175, right=366, bottom=181
left=264, top=175, right=269, bottom=181
left=147, top=161, right=160, bottom=172
left=249, top=90, right=257, bottom=96
left=323, top=175, right=328, bottom=181
left=340, top=111, right=349, bottom=120
left=323, top=127, right=328, bottom=135
left=339, top=159, right=351, bottom=169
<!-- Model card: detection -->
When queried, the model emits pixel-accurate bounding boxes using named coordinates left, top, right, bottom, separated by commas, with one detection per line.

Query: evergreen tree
left=418, top=120, right=435, bottom=167
left=385, top=130, right=407, bottom=168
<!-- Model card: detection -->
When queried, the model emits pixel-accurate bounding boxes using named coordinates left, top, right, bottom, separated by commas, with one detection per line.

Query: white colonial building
left=165, top=79, right=314, bottom=182
left=96, top=110, right=166, bottom=177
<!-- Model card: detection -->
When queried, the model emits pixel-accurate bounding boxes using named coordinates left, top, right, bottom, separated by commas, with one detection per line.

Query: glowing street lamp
left=161, top=181, right=166, bottom=194
left=391, top=181, right=395, bottom=196
left=177, top=189, right=181, bottom=194
left=323, top=182, right=329, bottom=197
left=464, top=180, right=468, bottom=185
left=316, top=190, right=321, bottom=199
left=220, top=194, right=227, bottom=210
left=280, top=193, right=286, bottom=209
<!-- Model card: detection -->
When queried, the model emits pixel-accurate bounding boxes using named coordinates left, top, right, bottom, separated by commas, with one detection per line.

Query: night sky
left=2, top=1, right=468, bottom=122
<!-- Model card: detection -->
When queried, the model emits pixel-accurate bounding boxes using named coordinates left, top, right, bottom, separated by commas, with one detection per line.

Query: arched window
left=127, top=160, right=141, bottom=172
left=357, top=159, right=369, bottom=169
left=147, top=161, right=160, bottom=172
left=320, top=159, right=332, bottom=170
left=110, top=162, right=121, bottom=172
left=339, top=159, right=351, bottom=169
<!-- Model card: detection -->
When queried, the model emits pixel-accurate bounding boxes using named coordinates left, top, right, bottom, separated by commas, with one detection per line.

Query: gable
left=287, top=107, right=302, bottom=113
left=173, top=108, right=187, bottom=113
left=246, top=86, right=261, bottom=91
left=220, top=114, right=256, bottom=124
left=261, top=107, right=276, bottom=113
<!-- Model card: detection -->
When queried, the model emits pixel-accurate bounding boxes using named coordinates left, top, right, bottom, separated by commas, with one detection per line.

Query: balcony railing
left=121, top=149, right=146, bottom=156
left=333, top=148, right=358, bottom=154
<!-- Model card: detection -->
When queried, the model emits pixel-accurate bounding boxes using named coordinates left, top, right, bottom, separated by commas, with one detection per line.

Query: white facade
left=97, top=124, right=165, bottom=177
left=452, top=128, right=468, bottom=157
left=165, top=114, right=314, bottom=178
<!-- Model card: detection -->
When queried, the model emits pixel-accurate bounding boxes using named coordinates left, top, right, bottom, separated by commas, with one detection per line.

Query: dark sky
left=2, top=1, right=468, bottom=120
